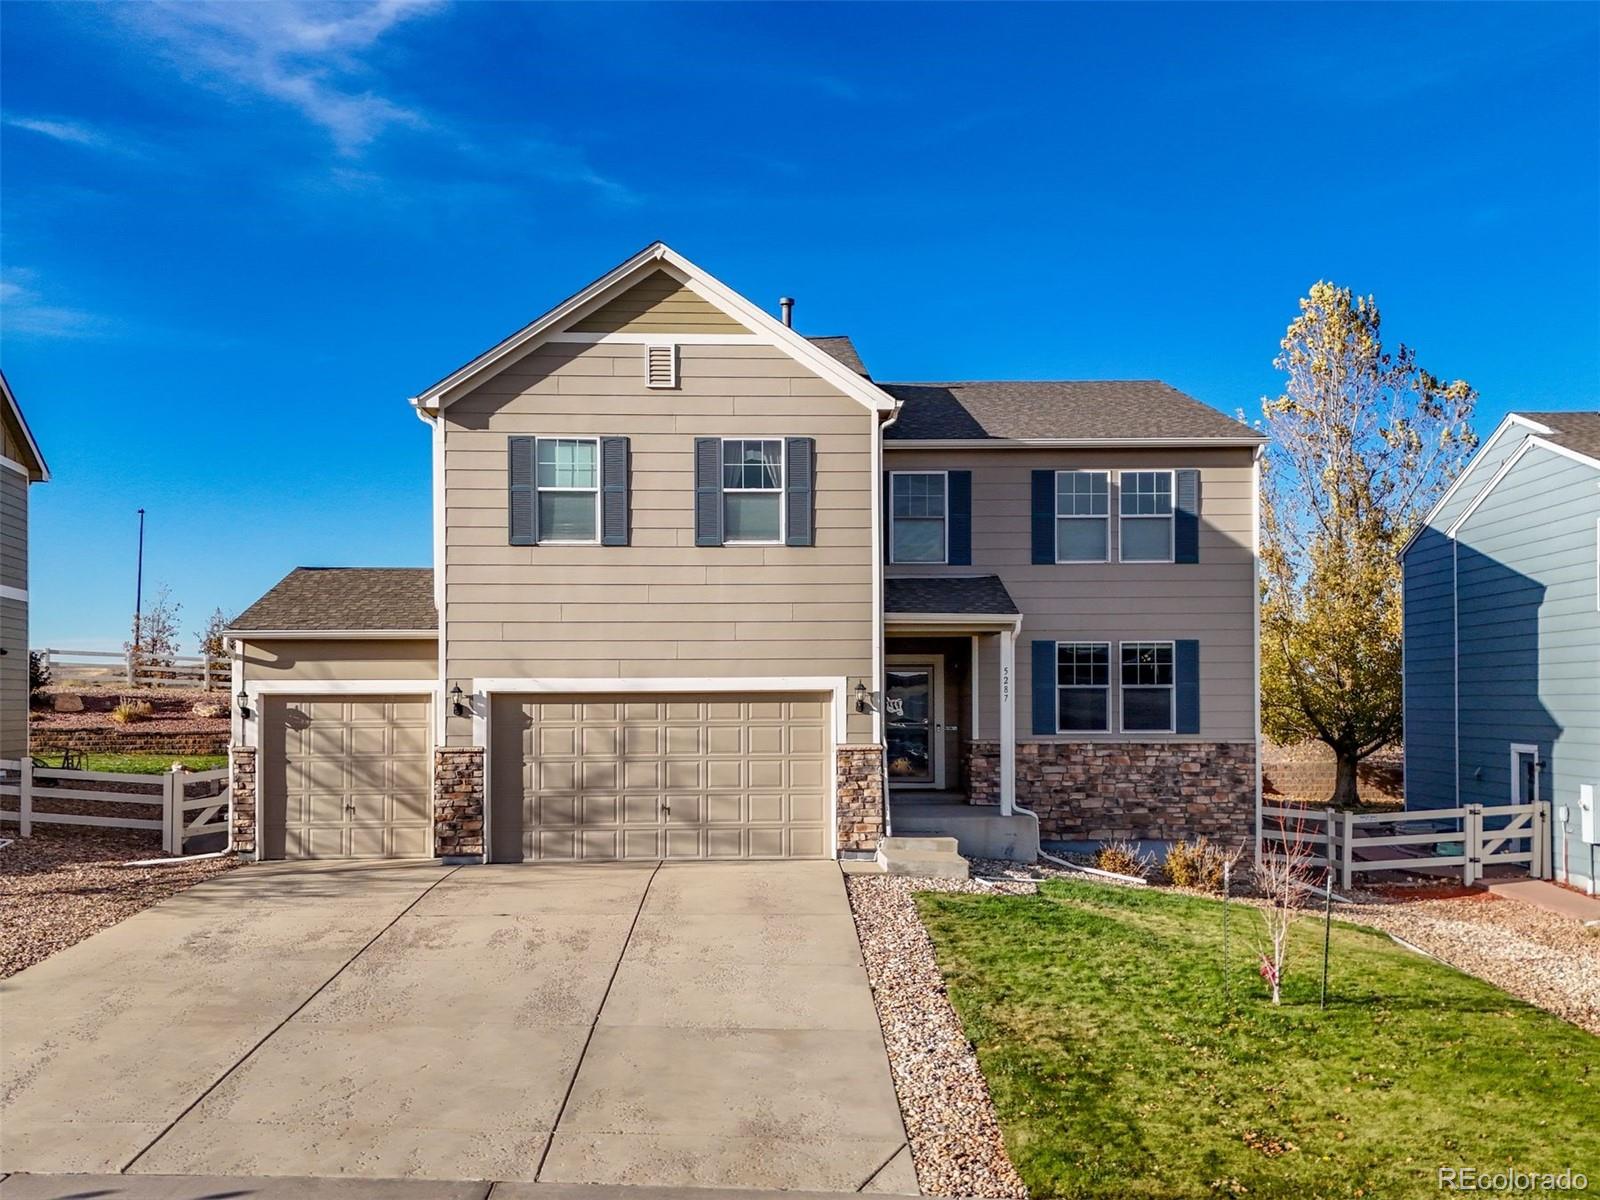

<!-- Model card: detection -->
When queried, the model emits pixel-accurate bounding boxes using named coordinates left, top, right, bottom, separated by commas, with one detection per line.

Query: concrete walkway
left=1486, top=878, right=1600, bottom=923
left=0, top=860, right=914, bottom=1194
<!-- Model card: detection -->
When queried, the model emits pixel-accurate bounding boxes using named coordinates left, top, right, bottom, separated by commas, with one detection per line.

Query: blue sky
left=3, top=2, right=1597, bottom=649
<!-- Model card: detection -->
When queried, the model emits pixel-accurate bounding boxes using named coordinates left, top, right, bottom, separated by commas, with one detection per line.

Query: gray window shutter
left=948, top=470, right=972, bottom=565
left=1031, top=639, right=1057, bottom=735
left=508, top=436, right=536, bottom=546
left=694, top=437, right=723, bottom=547
left=1175, top=469, right=1201, bottom=563
left=1031, top=470, right=1054, bottom=564
left=1176, top=639, right=1200, bottom=733
left=784, top=436, right=814, bottom=547
left=601, top=436, right=630, bottom=546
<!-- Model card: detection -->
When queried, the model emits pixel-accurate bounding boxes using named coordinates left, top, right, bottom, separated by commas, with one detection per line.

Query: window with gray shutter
left=600, top=436, right=630, bottom=546
left=693, top=437, right=724, bottom=546
left=784, top=436, right=814, bottom=547
left=508, top=437, right=536, bottom=546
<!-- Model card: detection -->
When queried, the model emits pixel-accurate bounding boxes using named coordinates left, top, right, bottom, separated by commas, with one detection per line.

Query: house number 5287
left=1001, top=664, right=1010, bottom=703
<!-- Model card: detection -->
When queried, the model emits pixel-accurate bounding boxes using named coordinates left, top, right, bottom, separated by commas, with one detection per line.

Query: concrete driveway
left=0, top=860, right=915, bottom=1194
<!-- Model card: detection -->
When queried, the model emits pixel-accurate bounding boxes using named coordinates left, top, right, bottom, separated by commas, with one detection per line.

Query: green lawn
left=915, top=880, right=1599, bottom=1200
left=74, top=753, right=228, bottom=774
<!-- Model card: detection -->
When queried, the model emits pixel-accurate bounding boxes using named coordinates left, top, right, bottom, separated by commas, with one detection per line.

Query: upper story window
left=1056, top=470, right=1109, bottom=562
left=891, top=472, right=947, bottom=563
left=1120, top=641, right=1174, bottom=731
left=722, top=439, right=784, bottom=543
left=536, top=437, right=599, bottom=542
left=1057, top=642, right=1110, bottom=731
left=1119, top=470, right=1174, bottom=562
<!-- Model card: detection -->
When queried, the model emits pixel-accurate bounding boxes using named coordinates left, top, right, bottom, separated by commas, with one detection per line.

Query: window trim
left=1118, top=639, right=1176, bottom=734
left=719, top=435, right=787, bottom=546
left=534, top=435, right=601, bottom=545
left=1117, top=469, right=1177, bottom=564
left=889, top=469, right=950, bottom=565
left=1054, top=469, right=1111, bottom=564
left=1055, top=640, right=1112, bottom=733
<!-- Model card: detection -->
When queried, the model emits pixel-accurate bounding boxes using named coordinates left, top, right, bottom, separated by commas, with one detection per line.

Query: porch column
left=1000, top=627, right=1016, bottom=816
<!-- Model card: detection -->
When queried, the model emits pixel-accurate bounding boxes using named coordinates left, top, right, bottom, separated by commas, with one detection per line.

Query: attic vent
left=645, top=343, right=678, bottom=389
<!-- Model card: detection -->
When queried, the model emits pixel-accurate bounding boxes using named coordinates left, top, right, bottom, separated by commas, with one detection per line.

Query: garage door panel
left=491, top=692, right=830, bottom=863
left=265, top=696, right=432, bottom=862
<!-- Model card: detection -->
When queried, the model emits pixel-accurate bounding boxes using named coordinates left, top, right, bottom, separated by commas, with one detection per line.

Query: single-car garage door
left=490, top=694, right=831, bottom=862
left=261, top=695, right=432, bottom=859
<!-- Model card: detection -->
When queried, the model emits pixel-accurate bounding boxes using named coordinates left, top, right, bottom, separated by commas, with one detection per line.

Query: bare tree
left=126, top=583, right=181, bottom=674
left=1253, top=813, right=1320, bottom=1005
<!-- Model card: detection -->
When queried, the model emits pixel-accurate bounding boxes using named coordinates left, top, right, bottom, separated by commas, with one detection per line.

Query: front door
left=885, top=665, right=937, bottom=786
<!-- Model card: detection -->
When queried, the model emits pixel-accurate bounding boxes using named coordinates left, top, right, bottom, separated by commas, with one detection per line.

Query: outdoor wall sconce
left=854, top=680, right=876, bottom=714
left=450, top=684, right=466, bottom=717
left=236, top=689, right=251, bottom=719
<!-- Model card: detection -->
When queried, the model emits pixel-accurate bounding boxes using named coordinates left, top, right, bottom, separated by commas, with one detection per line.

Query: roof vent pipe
left=779, top=296, right=794, bottom=328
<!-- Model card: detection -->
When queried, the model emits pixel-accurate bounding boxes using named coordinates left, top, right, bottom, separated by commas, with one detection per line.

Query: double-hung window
left=535, top=437, right=599, bottom=542
left=1119, top=470, right=1174, bottom=562
left=722, top=439, right=784, bottom=543
left=1055, top=471, right=1109, bottom=562
left=1120, top=641, right=1175, bottom=731
left=891, top=472, right=947, bottom=563
left=1057, top=642, right=1110, bottom=731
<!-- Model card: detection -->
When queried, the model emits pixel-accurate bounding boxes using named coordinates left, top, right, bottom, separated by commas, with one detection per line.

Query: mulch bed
left=0, top=827, right=238, bottom=978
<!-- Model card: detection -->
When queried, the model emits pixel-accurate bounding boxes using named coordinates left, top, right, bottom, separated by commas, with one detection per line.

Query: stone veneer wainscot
left=835, top=745, right=885, bottom=853
left=433, top=746, right=485, bottom=860
left=229, top=745, right=257, bottom=856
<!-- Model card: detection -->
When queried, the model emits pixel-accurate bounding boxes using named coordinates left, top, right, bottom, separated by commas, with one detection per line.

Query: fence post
left=19, top=757, right=32, bottom=838
left=1465, top=805, right=1481, bottom=886
left=125, top=648, right=134, bottom=686
left=1340, top=810, right=1354, bottom=892
left=163, top=769, right=180, bottom=856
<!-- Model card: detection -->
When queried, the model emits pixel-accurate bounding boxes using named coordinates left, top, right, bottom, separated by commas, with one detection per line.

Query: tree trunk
left=1330, top=751, right=1360, bottom=809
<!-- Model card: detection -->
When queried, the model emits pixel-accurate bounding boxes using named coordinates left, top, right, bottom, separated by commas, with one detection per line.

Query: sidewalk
left=0, top=1175, right=935, bottom=1200
left=1486, top=878, right=1600, bottom=924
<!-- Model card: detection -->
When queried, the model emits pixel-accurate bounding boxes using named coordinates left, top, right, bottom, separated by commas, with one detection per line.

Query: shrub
left=1095, top=840, right=1153, bottom=879
left=1163, top=838, right=1239, bottom=893
left=110, top=698, right=154, bottom=725
left=28, top=650, right=51, bottom=700
left=190, top=699, right=225, bottom=719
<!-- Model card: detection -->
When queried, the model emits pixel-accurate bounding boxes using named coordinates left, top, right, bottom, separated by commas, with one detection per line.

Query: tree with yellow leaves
left=1261, top=282, right=1477, bottom=807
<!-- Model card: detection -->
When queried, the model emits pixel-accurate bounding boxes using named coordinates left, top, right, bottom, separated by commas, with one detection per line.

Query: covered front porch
left=882, top=576, right=1037, bottom=861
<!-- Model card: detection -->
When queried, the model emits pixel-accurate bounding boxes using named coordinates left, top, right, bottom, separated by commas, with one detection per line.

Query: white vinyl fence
left=0, top=759, right=229, bottom=855
left=34, top=647, right=228, bottom=690
left=1259, top=802, right=1553, bottom=888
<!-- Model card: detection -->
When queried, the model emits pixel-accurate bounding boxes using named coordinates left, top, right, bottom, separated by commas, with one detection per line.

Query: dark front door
left=885, top=667, right=934, bottom=784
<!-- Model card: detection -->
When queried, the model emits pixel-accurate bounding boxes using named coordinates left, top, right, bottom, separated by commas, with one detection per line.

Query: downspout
left=876, top=401, right=901, bottom=841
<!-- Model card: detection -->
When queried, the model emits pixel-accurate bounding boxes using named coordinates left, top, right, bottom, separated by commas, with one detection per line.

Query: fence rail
left=1259, top=802, right=1552, bottom=888
left=0, top=758, right=229, bottom=855
left=33, top=647, right=228, bottom=690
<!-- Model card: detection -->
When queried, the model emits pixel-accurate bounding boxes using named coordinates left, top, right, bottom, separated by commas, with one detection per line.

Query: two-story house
left=1, top=371, right=49, bottom=766
left=225, top=244, right=1263, bottom=865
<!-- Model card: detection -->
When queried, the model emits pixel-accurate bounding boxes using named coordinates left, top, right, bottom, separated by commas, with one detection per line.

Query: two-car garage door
left=489, top=694, right=831, bottom=862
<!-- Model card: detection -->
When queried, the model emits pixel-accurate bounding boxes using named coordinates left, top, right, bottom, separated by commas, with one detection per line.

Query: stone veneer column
left=962, top=740, right=1001, bottom=806
left=433, top=747, right=485, bottom=861
left=835, top=744, right=885, bottom=854
left=229, top=745, right=256, bottom=857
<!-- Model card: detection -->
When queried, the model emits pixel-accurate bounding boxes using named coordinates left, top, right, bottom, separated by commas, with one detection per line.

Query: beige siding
left=886, top=447, right=1257, bottom=742
left=1, top=469, right=25, bottom=593
left=443, top=340, right=877, bottom=745
left=1, top=595, right=25, bottom=761
left=3, top=408, right=34, bottom=471
left=569, top=271, right=748, bottom=335
left=240, top=637, right=438, bottom=683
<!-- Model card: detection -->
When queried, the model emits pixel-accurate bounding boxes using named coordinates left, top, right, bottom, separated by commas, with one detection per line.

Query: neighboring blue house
left=1401, top=411, right=1600, bottom=895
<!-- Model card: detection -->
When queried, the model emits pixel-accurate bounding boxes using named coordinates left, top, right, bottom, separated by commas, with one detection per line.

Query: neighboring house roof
left=1515, top=410, right=1600, bottom=464
left=805, top=336, right=871, bottom=378
left=884, top=575, right=1020, bottom=616
left=0, top=369, right=49, bottom=481
left=230, top=568, right=438, bottom=633
left=880, top=381, right=1263, bottom=443
left=410, top=242, right=898, bottom=417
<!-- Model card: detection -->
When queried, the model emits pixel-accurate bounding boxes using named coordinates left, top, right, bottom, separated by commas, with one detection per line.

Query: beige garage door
left=490, top=694, right=831, bottom=862
left=262, top=696, right=432, bottom=860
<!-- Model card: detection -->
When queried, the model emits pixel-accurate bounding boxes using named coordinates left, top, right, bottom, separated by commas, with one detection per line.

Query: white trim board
left=227, top=629, right=438, bottom=640
left=0, top=585, right=26, bottom=603
left=547, top=332, right=764, bottom=345
left=884, top=436, right=1264, bottom=450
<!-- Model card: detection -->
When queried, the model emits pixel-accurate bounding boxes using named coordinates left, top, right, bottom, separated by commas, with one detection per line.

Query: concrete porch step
left=875, top=835, right=970, bottom=880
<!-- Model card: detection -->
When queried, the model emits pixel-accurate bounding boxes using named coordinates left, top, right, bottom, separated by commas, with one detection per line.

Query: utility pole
left=133, top=508, right=146, bottom=653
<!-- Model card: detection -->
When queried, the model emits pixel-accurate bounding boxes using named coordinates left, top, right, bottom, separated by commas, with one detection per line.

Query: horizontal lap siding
left=886, top=447, right=1257, bottom=740
left=1402, top=528, right=1457, bottom=808
left=1454, top=448, right=1600, bottom=885
left=239, top=638, right=439, bottom=682
left=0, top=470, right=25, bottom=592
left=444, top=341, right=876, bottom=745
left=568, top=271, right=747, bottom=335
left=1, top=595, right=26, bottom=760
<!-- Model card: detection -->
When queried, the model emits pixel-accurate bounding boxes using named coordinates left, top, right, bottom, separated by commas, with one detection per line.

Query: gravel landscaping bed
left=846, top=873, right=1030, bottom=1199
left=0, top=827, right=237, bottom=978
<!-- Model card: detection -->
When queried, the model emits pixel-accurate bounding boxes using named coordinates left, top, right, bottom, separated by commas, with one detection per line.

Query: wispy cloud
left=5, top=115, right=108, bottom=147
left=0, top=269, right=111, bottom=339
left=127, top=0, right=445, bottom=154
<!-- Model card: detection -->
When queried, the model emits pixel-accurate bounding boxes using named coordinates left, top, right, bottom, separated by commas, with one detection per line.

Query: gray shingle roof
left=879, top=381, right=1262, bottom=442
left=805, top=335, right=870, bottom=377
left=884, top=575, right=1019, bottom=616
left=231, top=568, right=437, bottom=633
left=1517, top=411, right=1600, bottom=463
